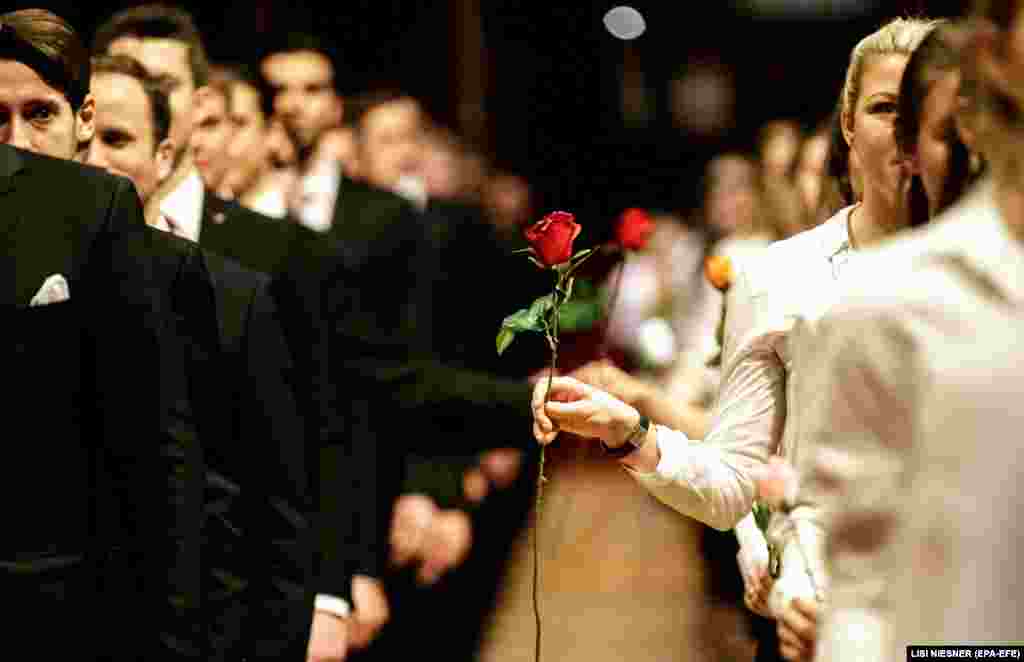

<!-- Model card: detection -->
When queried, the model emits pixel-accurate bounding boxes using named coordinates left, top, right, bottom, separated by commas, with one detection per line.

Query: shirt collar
left=160, top=168, right=205, bottom=242
left=820, top=204, right=857, bottom=280
left=295, top=159, right=340, bottom=233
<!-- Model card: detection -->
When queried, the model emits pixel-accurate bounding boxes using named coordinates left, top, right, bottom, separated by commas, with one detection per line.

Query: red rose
left=524, top=210, right=582, bottom=267
left=614, top=207, right=655, bottom=251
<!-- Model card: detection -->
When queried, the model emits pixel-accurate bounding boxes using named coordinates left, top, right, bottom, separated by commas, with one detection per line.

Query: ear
left=192, top=85, right=213, bottom=125
left=333, top=96, right=345, bottom=127
left=955, top=95, right=979, bottom=154
left=75, top=93, right=96, bottom=144
left=840, top=103, right=854, bottom=150
left=155, top=138, right=175, bottom=184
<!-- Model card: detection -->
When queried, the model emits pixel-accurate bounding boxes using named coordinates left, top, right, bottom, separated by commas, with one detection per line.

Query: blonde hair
left=841, top=17, right=944, bottom=131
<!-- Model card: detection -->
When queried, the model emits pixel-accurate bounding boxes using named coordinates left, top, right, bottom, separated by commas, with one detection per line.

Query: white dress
left=797, top=180, right=1024, bottom=660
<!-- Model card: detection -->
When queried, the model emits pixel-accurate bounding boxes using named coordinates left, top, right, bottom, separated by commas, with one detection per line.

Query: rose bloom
left=524, top=210, right=581, bottom=267
left=615, top=207, right=655, bottom=250
left=704, top=254, right=733, bottom=291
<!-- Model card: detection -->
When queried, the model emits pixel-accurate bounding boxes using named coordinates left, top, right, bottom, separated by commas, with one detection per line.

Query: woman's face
left=795, top=133, right=831, bottom=214
left=844, top=53, right=910, bottom=204
left=914, top=69, right=961, bottom=217
left=705, top=156, right=757, bottom=235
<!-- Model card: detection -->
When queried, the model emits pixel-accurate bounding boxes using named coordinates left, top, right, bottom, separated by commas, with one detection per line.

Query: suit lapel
left=0, top=146, right=23, bottom=307
left=327, top=177, right=378, bottom=272
left=198, top=189, right=217, bottom=245
left=0, top=144, right=23, bottom=196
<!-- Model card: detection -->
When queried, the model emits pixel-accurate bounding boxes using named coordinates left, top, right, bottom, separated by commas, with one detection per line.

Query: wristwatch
left=600, top=414, right=651, bottom=459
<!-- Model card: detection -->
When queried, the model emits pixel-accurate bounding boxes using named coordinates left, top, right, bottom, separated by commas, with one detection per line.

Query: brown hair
left=0, top=9, right=90, bottom=110
left=342, top=88, right=416, bottom=134
left=205, top=64, right=241, bottom=113
left=92, top=4, right=209, bottom=88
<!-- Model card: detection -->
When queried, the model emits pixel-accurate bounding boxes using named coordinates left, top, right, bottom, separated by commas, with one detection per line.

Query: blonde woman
left=529, top=17, right=940, bottom=662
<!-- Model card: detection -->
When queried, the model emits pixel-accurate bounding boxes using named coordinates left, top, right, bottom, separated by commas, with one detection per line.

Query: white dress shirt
left=246, top=186, right=288, bottom=220
left=294, top=158, right=341, bottom=233
left=159, top=168, right=205, bottom=243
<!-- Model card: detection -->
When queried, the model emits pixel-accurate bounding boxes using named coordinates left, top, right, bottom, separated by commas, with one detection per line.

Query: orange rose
left=704, top=254, right=732, bottom=291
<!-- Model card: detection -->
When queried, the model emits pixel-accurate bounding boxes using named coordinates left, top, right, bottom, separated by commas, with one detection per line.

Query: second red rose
left=614, top=207, right=654, bottom=251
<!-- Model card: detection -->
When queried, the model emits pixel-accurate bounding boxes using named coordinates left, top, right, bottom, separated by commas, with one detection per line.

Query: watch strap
left=600, top=415, right=650, bottom=458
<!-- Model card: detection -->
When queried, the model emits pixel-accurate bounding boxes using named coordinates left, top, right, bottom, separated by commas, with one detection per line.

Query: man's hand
left=778, top=597, right=819, bottom=661
left=389, top=494, right=473, bottom=585
left=348, top=575, right=390, bottom=650
left=389, top=494, right=437, bottom=569
left=463, top=448, right=524, bottom=504
left=416, top=510, right=472, bottom=585
left=307, top=611, right=349, bottom=662
left=306, top=575, right=390, bottom=662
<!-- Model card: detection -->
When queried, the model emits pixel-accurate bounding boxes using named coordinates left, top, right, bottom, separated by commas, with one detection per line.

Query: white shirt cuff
left=314, top=594, right=351, bottom=619
left=625, top=425, right=691, bottom=487
left=734, top=512, right=767, bottom=551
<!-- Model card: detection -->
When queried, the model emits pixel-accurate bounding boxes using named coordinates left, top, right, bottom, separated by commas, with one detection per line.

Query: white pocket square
left=30, top=274, right=70, bottom=307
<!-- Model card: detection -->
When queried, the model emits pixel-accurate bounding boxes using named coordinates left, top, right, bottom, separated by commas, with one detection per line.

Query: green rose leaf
left=496, top=327, right=516, bottom=355
left=495, top=294, right=556, bottom=354
left=557, top=299, right=602, bottom=332
left=570, top=247, right=596, bottom=262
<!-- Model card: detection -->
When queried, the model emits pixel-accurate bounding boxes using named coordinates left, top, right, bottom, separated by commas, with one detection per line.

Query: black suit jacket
left=195, top=190, right=343, bottom=610
left=204, top=249, right=316, bottom=660
left=148, top=223, right=315, bottom=660
left=1, top=145, right=163, bottom=658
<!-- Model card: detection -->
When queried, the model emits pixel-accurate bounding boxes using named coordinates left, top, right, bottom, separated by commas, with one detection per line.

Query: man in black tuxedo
left=86, top=51, right=318, bottom=659
left=0, top=11, right=167, bottom=659
left=0, top=15, right=166, bottom=657
left=337, top=89, right=550, bottom=662
left=2, top=144, right=165, bottom=659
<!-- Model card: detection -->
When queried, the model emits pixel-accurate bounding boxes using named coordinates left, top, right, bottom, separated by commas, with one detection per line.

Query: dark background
left=16, top=0, right=970, bottom=238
